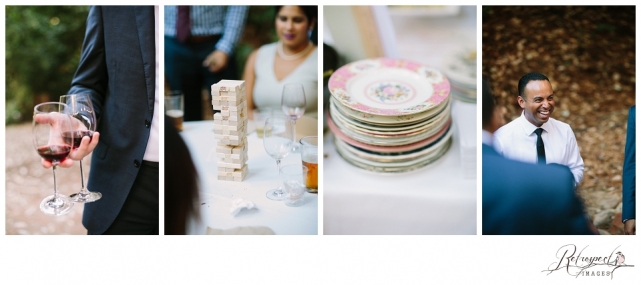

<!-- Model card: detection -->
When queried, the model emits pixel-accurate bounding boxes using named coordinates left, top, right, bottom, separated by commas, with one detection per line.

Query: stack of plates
left=443, top=48, right=476, bottom=103
left=327, top=58, right=453, bottom=173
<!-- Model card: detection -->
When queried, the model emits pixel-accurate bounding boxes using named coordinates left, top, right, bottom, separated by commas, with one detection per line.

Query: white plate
left=443, top=47, right=477, bottom=88
left=328, top=58, right=450, bottom=116
left=336, top=125, right=453, bottom=163
left=333, top=136, right=452, bottom=173
left=331, top=107, right=451, bottom=146
left=329, top=98, right=449, bottom=133
left=330, top=95, right=450, bottom=126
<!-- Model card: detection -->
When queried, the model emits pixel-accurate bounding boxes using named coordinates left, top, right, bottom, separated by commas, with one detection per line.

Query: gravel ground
left=5, top=123, right=88, bottom=235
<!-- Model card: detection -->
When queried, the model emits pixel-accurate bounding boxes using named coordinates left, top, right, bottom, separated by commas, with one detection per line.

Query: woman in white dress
left=243, top=6, right=318, bottom=118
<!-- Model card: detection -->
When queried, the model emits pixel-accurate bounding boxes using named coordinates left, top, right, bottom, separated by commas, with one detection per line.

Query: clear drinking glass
left=281, top=83, right=306, bottom=143
left=280, top=164, right=308, bottom=207
left=60, top=94, right=102, bottom=203
left=33, top=102, right=75, bottom=216
left=253, top=107, right=273, bottom=139
left=263, top=116, right=294, bottom=201
left=165, top=91, right=184, bottom=131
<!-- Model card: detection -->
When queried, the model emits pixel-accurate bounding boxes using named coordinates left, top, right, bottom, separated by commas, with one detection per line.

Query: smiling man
left=494, top=73, right=584, bottom=185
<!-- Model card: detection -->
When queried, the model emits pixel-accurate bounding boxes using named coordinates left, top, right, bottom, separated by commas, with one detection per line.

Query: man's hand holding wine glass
left=40, top=116, right=100, bottom=168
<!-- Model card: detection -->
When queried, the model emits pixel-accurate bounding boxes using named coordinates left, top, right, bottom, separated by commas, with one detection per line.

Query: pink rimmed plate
left=328, top=58, right=450, bottom=116
left=327, top=111, right=452, bottom=153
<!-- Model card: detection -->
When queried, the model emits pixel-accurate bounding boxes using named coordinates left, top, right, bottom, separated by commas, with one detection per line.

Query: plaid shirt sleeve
left=215, top=6, right=248, bottom=55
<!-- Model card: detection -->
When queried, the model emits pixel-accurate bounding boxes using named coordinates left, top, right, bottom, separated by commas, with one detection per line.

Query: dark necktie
left=534, top=128, right=546, bottom=164
left=176, top=6, right=191, bottom=43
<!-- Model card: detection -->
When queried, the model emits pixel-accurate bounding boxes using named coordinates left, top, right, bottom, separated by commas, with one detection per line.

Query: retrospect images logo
left=542, top=244, right=634, bottom=279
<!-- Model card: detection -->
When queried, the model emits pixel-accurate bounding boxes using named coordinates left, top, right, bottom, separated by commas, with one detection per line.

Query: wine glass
left=33, top=102, right=75, bottom=216
left=263, top=116, right=294, bottom=201
left=60, top=94, right=102, bottom=203
left=281, top=83, right=306, bottom=143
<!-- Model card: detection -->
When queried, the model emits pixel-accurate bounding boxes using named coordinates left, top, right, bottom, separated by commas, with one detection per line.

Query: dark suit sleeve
left=622, top=106, right=635, bottom=221
left=68, top=6, right=107, bottom=121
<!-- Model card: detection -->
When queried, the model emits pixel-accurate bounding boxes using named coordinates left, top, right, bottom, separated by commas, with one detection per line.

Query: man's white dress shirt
left=494, top=112, right=584, bottom=184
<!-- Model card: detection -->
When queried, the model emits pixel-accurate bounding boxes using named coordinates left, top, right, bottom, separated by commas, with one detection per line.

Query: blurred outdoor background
left=5, top=6, right=90, bottom=234
left=482, top=6, right=635, bottom=234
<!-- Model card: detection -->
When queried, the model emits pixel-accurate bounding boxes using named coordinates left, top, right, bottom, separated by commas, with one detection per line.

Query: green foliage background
left=5, top=6, right=281, bottom=124
left=5, top=6, right=89, bottom=124
left=235, top=6, right=279, bottom=79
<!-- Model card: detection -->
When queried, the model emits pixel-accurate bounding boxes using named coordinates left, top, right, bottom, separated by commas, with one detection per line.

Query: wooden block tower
left=211, top=80, right=248, bottom=181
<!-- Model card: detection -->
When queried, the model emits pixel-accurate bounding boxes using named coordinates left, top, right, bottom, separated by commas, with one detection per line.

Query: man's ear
left=517, top=95, right=526, bottom=109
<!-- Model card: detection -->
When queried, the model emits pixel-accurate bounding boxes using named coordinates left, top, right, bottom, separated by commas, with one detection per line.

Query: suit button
left=145, top=119, right=151, bottom=128
left=134, top=160, right=140, bottom=168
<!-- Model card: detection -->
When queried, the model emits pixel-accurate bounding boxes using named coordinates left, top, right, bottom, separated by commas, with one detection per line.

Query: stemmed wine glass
left=33, top=102, right=75, bottom=216
left=60, top=94, right=102, bottom=203
left=281, top=83, right=306, bottom=143
left=263, top=116, right=294, bottom=201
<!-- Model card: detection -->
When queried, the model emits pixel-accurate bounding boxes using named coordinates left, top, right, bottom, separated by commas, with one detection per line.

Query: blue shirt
left=165, top=6, right=248, bottom=55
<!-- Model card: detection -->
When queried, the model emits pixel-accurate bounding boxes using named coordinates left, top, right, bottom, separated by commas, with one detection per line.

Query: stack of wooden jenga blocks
left=211, top=80, right=248, bottom=182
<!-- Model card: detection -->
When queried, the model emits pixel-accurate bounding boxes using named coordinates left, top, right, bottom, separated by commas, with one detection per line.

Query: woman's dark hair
left=275, top=5, right=318, bottom=24
left=164, top=115, right=200, bottom=235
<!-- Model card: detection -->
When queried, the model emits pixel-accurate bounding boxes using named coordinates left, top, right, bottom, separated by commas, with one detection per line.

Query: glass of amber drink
left=300, top=136, right=318, bottom=193
left=165, top=91, right=184, bottom=131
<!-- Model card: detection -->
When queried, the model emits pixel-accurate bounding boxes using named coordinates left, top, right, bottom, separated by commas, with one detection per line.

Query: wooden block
left=211, top=80, right=245, bottom=96
left=217, top=136, right=247, bottom=146
left=212, top=99, right=245, bottom=111
left=217, top=156, right=248, bottom=169
left=213, top=120, right=245, bottom=131
left=220, top=103, right=246, bottom=117
left=213, top=117, right=242, bottom=126
left=217, top=165, right=248, bottom=182
left=214, top=133, right=245, bottom=142
left=233, top=165, right=249, bottom=182
left=213, top=111, right=246, bottom=122
left=213, top=128, right=245, bottom=136
left=217, top=166, right=236, bottom=172
left=215, top=139, right=247, bottom=154
left=217, top=150, right=247, bottom=161
left=217, top=151, right=247, bottom=164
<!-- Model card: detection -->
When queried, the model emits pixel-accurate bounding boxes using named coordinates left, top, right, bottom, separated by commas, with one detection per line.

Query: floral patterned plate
left=328, top=58, right=450, bottom=117
left=327, top=111, right=452, bottom=153
left=331, top=103, right=451, bottom=146
left=330, top=94, right=450, bottom=126
left=329, top=97, right=450, bottom=133
left=335, top=126, right=452, bottom=163
left=333, top=135, right=452, bottom=173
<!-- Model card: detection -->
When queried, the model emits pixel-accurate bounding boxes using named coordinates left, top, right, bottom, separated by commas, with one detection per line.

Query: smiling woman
left=243, top=5, right=319, bottom=118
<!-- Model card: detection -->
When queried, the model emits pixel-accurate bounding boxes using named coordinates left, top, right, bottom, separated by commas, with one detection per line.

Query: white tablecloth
left=181, top=120, right=318, bottom=235
left=323, top=6, right=477, bottom=235
left=323, top=101, right=477, bottom=235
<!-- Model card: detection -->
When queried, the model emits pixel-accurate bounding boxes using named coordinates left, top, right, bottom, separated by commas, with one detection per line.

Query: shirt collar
left=518, top=111, right=550, bottom=135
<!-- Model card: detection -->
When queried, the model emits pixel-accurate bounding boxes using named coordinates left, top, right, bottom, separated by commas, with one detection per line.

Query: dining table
left=323, top=100, right=477, bottom=235
left=181, top=116, right=318, bottom=235
left=322, top=6, right=477, bottom=235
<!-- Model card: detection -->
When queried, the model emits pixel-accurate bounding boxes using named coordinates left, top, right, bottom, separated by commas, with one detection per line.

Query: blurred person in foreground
left=46, top=6, right=160, bottom=234
left=493, top=72, right=584, bottom=185
left=622, top=106, right=635, bottom=235
left=165, top=115, right=202, bottom=235
left=243, top=5, right=318, bottom=118
left=482, top=78, right=595, bottom=235
left=165, top=6, right=248, bottom=121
